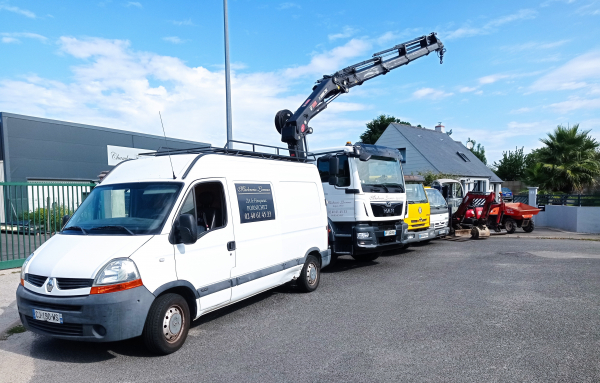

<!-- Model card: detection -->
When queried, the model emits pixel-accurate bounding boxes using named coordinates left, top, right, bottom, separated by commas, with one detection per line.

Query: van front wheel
left=142, top=293, right=191, bottom=355
left=297, top=254, right=320, bottom=293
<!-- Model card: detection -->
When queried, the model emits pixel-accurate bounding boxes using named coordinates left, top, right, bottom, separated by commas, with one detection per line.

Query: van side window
left=180, top=192, right=196, bottom=220
left=194, top=182, right=227, bottom=232
left=317, top=155, right=351, bottom=187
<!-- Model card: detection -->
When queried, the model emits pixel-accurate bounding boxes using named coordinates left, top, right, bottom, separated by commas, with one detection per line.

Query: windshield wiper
left=62, top=226, right=87, bottom=235
left=381, top=183, right=404, bottom=192
left=89, top=225, right=134, bottom=235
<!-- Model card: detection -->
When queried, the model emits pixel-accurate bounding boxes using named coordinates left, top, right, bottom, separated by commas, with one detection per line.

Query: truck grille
left=26, top=274, right=47, bottom=287
left=56, top=278, right=93, bottom=290
left=26, top=317, right=83, bottom=336
left=370, top=203, right=403, bottom=217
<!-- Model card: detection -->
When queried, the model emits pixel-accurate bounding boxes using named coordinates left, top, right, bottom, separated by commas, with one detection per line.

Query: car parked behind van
left=17, top=146, right=330, bottom=354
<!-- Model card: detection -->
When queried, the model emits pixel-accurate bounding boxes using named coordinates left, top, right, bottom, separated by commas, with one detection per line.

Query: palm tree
left=526, top=124, right=600, bottom=193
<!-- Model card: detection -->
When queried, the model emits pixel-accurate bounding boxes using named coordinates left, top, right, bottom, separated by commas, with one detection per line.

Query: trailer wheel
left=142, top=293, right=190, bottom=355
left=523, top=220, right=535, bottom=233
left=504, top=218, right=517, bottom=234
left=351, top=252, right=381, bottom=262
left=297, top=254, right=320, bottom=293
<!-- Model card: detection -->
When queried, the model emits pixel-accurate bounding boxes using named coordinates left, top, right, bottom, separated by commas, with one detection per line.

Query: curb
left=496, top=235, right=600, bottom=242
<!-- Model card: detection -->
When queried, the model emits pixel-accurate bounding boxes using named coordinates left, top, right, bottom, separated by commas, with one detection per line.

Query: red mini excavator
left=452, top=192, right=501, bottom=239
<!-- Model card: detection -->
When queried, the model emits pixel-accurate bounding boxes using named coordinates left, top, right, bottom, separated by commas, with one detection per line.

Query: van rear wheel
left=142, top=293, right=190, bottom=355
left=297, top=254, right=320, bottom=293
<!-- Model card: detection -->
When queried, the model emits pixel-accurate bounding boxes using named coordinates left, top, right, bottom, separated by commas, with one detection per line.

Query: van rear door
left=174, top=179, right=236, bottom=311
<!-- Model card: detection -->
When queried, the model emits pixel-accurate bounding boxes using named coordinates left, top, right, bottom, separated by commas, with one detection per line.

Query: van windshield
left=63, top=182, right=183, bottom=235
left=356, top=156, right=405, bottom=193
left=425, top=188, right=447, bottom=208
left=405, top=183, right=428, bottom=204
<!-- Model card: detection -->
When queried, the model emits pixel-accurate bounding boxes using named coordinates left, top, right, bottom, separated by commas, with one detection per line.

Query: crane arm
left=275, top=32, right=445, bottom=158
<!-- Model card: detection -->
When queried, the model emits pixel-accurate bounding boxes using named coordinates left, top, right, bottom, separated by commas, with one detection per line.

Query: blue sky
left=1, top=0, right=600, bottom=163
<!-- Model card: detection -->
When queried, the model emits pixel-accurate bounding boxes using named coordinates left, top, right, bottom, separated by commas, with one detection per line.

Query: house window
left=398, top=148, right=406, bottom=163
left=456, top=152, right=470, bottom=162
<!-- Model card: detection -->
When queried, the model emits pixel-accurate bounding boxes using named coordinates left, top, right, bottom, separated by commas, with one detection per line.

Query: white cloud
left=576, top=1, right=600, bottom=15
left=0, top=32, right=47, bottom=44
left=171, top=19, right=194, bottom=26
left=162, top=36, right=185, bottom=44
left=278, top=2, right=300, bottom=10
left=446, top=9, right=536, bottom=40
left=479, top=71, right=542, bottom=85
left=0, top=3, right=36, bottom=18
left=547, top=97, right=600, bottom=113
left=530, top=50, right=600, bottom=92
left=412, top=88, right=453, bottom=100
left=501, top=39, right=570, bottom=52
left=0, top=36, right=374, bottom=149
left=126, top=1, right=142, bottom=8
left=459, top=86, right=478, bottom=93
left=510, top=107, right=533, bottom=113
left=328, top=26, right=358, bottom=41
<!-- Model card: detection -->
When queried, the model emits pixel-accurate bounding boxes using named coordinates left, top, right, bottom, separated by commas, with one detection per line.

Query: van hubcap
left=307, top=262, right=318, bottom=286
left=163, top=305, right=184, bottom=343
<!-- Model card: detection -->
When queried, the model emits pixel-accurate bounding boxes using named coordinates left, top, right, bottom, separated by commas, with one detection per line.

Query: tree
left=525, top=124, right=600, bottom=193
left=466, top=138, right=487, bottom=165
left=417, top=170, right=460, bottom=185
left=492, top=147, right=526, bottom=181
left=360, top=115, right=411, bottom=144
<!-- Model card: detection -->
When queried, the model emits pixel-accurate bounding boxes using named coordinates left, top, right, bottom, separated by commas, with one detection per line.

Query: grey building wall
left=0, top=113, right=210, bottom=182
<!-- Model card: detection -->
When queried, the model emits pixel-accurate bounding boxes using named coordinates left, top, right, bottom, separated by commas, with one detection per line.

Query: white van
left=16, top=148, right=329, bottom=354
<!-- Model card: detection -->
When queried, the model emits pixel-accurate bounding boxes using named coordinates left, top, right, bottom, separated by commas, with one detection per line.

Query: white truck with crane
left=273, top=33, right=446, bottom=263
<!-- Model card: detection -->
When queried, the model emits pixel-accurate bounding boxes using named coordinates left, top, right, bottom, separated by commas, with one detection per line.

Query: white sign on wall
left=107, top=145, right=156, bottom=166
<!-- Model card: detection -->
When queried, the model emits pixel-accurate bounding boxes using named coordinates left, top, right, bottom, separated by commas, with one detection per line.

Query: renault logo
left=46, top=278, right=54, bottom=293
left=418, top=207, right=423, bottom=214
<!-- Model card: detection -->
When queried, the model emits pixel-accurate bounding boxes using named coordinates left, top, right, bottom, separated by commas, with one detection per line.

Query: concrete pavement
left=0, top=268, right=21, bottom=338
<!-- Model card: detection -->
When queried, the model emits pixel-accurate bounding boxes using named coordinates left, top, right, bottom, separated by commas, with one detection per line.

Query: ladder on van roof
left=139, top=140, right=316, bottom=163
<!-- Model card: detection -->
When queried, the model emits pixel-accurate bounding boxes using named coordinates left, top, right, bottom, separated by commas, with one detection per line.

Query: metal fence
left=538, top=194, right=600, bottom=207
left=513, top=194, right=529, bottom=203
left=0, top=182, right=95, bottom=270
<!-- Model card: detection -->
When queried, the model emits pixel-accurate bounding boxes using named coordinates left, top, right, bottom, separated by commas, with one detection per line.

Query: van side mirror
left=176, top=214, right=198, bottom=245
left=61, top=215, right=70, bottom=229
left=359, top=152, right=371, bottom=161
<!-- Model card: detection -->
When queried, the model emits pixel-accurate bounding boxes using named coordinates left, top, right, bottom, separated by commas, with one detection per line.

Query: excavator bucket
left=453, top=229, right=472, bottom=238
left=471, top=225, right=491, bottom=239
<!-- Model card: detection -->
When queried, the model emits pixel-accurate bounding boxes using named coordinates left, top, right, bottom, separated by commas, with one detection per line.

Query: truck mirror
left=177, top=214, right=198, bottom=245
left=61, top=215, right=70, bottom=229
left=359, top=152, right=371, bottom=162
left=329, top=156, right=340, bottom=175
left=328, top=175, right=339, bottom=186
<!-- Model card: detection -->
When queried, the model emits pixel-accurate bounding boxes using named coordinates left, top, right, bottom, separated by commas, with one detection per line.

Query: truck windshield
left=405, top=183, right=428, bottom=204
left=63, top=182, right=182, bottom=235
left=425, top=188, right=447, bottom=208
left=356, top=156, right=404, bottom=193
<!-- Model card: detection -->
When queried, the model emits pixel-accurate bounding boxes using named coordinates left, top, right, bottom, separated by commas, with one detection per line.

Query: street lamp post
left=223, top=0, right=233, bottom=149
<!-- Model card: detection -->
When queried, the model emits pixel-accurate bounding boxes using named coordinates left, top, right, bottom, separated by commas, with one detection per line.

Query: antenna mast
left=159, top=111, right=177, bottom=179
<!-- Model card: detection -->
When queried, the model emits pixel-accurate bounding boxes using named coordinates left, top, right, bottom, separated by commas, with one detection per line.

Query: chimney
left=435, top=122, right=445, bottom=133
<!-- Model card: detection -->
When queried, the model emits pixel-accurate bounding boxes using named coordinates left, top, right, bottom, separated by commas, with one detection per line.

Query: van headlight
left=21, top=253, right=34, bottom=281
left=357, top=232, right=371, bottom=239
left=92, top=258, right=142, bottom=294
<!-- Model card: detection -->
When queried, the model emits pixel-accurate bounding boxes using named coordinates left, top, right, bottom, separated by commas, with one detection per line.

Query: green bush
left=21, top=205, right=73, bottom=232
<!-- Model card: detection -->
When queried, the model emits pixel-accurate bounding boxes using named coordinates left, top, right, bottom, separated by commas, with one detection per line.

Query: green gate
left=0, top=182, right=96, bottom=270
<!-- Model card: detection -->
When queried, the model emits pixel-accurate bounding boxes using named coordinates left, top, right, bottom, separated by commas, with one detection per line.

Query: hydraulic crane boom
left=275, top=32, right=445, bottom=158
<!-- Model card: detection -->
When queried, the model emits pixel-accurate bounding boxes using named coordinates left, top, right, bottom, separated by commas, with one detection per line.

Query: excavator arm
left=275, top=32, right=445, bottom=158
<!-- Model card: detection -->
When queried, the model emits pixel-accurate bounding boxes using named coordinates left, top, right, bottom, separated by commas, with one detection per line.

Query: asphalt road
left=2, top=238, right=600, bottom=383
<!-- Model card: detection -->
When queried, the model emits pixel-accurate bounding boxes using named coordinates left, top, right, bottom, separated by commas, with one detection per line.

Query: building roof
left=382, top=123, right=502, bottom=183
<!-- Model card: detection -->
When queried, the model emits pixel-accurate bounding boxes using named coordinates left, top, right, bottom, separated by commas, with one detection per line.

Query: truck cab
left=403, top=175, right=436, bottom=243
left=314, top=143, right=408, bottom=263
left=425, top=186, right=450, bottom=238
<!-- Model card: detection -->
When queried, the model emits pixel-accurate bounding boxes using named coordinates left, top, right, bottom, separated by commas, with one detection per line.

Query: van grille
left=26, top=316, right=83, bottom=336
left=26, top=274, right=47, bottom=287
left=370, top=203, right=403, bottom=217
left=56, top=278, right=93, bottom=290
left=21, top=299, right=82, bottom=312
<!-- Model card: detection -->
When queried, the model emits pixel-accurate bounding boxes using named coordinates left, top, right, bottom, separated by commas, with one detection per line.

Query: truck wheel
left=142, top=293, right=190, bottom=355
left=351, top=252, right=381, bottom=262
left=504, top=218, right=517, bottom=234
left=297, top=254, right=320, bottom=293
left=523, top=220, right=535, bottom=233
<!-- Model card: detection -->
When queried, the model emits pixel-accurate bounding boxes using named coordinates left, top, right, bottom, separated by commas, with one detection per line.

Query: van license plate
left=384, top=230, right=396, bottom=236
left=419, top=233, right=429, bottom=239
left=32, top=309, right=62, bottom=324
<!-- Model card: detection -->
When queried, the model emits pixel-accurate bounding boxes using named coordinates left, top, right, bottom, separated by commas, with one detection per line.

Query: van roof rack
left=140, top=140, right=316, bottom=163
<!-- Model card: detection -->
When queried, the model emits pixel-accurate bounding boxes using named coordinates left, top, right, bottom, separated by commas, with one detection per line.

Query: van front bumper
left=16, top=284, right=155, bottom=342
left=402, top=227, right=437, bottom=244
